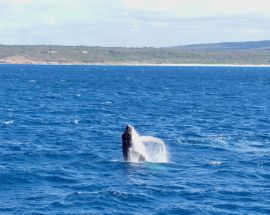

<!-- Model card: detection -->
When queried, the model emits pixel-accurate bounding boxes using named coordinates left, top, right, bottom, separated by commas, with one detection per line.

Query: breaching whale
left=122, top=125, right=146, bottom=162
left=122, top=125, right=168, bottom=162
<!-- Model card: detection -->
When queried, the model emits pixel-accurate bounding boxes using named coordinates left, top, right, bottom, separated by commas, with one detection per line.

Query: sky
left=0, top=0, right=270, bottom=47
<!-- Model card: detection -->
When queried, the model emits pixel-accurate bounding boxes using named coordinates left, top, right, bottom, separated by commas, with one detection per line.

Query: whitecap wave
left=208, top=161, right=223, bottom=166
left=3, top=120, right=14, bottom=125
left=73, top=119, right=79, bottom=124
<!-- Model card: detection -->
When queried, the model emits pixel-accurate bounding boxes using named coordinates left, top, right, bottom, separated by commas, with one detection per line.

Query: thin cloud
left=0, top=0, right=269, bottom=46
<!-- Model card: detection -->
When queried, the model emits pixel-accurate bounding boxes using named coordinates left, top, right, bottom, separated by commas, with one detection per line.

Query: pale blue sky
left=0, top=0, right=270, bottom=47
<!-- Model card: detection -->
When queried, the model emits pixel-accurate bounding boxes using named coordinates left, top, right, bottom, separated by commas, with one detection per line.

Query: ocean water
left=0, top=64, right=270, bottom=215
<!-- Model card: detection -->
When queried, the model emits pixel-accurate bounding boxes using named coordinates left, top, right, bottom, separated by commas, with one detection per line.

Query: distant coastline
left=1, top=62, right=270, bottom=67
left=1, top=41, right=270, bottom=66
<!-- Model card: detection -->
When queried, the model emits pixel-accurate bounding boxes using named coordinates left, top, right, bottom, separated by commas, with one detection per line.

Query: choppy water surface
left=0, top=65, right=270, bottom=214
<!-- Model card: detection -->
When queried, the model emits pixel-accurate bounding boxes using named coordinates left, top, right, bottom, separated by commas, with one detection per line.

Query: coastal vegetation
left=0, top=41, right=270, bottom=65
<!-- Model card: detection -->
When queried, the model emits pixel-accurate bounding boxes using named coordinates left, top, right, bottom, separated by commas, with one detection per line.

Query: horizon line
left=0, top=39, right=270, bottom=48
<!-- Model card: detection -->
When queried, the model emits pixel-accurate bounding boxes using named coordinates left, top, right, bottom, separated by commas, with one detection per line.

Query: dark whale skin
left=122, top=125, right=146, bottom=162
left=122, top=125, right=132, bottom=161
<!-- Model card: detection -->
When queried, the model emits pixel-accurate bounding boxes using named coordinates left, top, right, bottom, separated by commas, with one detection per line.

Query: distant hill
left=182, top=40, right=270, bottom=51
left=0, top=40, right=270, bottom=65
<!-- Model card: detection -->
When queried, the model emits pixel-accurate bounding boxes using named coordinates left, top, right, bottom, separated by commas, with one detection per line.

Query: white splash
left=130, top=126, right=168, bottom=163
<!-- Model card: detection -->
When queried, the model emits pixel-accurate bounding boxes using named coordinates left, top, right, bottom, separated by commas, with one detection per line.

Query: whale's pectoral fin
left=132, top=151, right=146, bottom=162
left=138, top=153, right=146, bottom=162
left=139, top=136, right=164, bottom=145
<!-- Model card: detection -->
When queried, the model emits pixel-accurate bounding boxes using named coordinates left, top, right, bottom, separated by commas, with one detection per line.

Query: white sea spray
left=129, top=126, right=168, bottom=163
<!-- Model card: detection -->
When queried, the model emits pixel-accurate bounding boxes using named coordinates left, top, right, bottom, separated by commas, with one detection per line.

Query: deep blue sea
left=0, top=64, right=270, bottom=215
